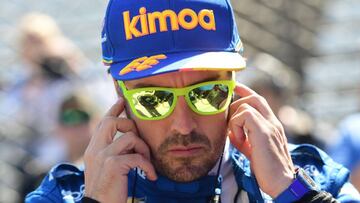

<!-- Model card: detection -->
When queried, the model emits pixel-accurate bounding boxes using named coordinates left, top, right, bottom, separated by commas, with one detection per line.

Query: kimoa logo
left=123, top=7, right=216, bottom=40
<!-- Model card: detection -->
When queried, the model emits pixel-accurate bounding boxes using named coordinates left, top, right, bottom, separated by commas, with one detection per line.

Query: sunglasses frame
left=118, top=79, right=235, bottom=120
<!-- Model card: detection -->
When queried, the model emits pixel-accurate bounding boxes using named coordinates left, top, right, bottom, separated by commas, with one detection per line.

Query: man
left=26, top=0, right=360, bottom=202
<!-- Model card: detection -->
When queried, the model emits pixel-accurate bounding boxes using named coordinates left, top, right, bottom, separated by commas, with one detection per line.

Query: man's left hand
left=228, top=83, right=295, bottom=198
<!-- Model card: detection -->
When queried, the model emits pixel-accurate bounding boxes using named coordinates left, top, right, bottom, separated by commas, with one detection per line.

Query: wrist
left=267, top=172, right=294, bottom=197
left=274, top=168, right=319, bottom=203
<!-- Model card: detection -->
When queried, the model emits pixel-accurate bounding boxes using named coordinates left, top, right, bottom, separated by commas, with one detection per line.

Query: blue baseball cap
left=102, top=0, right=246, bottom=81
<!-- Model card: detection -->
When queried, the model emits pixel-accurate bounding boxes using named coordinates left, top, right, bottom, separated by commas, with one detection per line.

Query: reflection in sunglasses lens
left=133, top=90, right=174, bottom=118
left=189, top=84, right=229, bottom=113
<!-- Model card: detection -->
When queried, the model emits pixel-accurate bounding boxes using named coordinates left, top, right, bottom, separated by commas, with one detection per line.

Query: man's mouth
left=167, top=145, right=205, bottom=157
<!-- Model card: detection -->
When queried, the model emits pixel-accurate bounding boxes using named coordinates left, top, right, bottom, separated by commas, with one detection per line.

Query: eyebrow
left=132, top=74, right=221, bottom=89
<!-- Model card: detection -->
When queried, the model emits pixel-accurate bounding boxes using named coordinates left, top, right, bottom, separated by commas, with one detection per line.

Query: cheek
left=133, top=119, right=168, bottom=152
left=198, top=113, right=228, bottom=143
left=126, top=104, right=171, bottom=150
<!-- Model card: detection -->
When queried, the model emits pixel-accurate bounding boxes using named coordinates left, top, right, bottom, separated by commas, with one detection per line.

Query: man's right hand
left=83, top=97, right=157, bottom=203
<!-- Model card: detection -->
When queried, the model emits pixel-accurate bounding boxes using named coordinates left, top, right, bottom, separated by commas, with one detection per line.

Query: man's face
left=121, top=71, right=231, bottom=182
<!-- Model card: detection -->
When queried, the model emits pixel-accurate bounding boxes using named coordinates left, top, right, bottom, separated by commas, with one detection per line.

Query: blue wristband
left=274, top=168, right=319, bottom=203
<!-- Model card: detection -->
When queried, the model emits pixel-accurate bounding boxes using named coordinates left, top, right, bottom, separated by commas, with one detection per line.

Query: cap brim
left=109, top=51, right=246, bottom=81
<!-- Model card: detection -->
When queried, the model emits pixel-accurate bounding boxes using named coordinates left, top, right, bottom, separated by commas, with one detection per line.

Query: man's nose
left=169, top=96, right=197, bottom=135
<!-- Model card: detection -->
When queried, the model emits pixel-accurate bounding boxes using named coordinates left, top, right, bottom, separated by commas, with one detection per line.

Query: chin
left=170, top=166, right=207, bottom=182
left=155, top=155, right=219, bottom=182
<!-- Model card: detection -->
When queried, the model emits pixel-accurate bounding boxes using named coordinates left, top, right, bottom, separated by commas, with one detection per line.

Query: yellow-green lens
left=189, top=84, right=229, bottom=113
left=132, top=90, right=174, bottom=118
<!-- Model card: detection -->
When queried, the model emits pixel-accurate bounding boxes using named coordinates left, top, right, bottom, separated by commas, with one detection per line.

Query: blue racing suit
left=26, top=144, right=360, bottom=203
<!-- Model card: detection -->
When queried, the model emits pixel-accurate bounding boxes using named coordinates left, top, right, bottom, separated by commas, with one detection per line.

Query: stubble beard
left=151, top=131, right=226, bottom=182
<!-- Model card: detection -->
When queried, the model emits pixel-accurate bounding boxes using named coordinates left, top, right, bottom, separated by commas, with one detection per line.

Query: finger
left=228, top=130, right=251, bottom=159
left=105, top=97, right=125, bottom=117
left=98, top=117, right=138, bottom=138
left=90, top=117, right=138, bottom=152
left=102, top=132, right=151, bottom=160
left=232, top=84, right=273, bottom=112
left=229, top=104, right=292, bottom=164
left=104, top=154, right=158, bottom=180
left=229, top=95, right=274, bottom=120
left=228, top=103, right=267, bottom=148
left=234, top=83, right=258, bottom=98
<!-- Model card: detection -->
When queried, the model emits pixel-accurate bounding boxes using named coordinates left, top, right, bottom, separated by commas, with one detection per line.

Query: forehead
left=124, top=71, right=231, bottom=89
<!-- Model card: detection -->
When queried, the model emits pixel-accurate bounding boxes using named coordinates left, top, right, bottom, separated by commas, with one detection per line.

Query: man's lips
left=167, top=145, right=205, bottom=156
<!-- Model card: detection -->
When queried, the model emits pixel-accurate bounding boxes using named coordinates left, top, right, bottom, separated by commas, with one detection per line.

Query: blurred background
left=0, top=0, right=359, bottom=202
